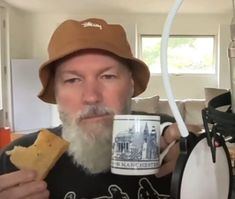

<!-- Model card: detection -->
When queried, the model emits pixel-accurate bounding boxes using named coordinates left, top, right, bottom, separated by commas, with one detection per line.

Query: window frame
left=139, top=34, right=217, bottom=76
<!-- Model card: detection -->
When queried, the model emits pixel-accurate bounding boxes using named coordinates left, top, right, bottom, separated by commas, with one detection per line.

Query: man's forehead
left=55, top=60, right=130, bottom=77
left=55, top=51, right=130, bottom=72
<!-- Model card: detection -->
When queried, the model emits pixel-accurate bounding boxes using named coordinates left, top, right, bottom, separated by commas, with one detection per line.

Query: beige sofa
left=131, top=95, right=205, bottom=129
left=131, top=87, right=229, bottom=129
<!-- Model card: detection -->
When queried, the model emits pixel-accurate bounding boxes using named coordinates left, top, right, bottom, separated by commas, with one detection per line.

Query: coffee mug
left=111, top=114, right=174, bottom=176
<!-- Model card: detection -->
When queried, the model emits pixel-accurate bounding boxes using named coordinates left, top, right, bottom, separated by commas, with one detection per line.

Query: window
left=140, top=35, right=215, bottom=74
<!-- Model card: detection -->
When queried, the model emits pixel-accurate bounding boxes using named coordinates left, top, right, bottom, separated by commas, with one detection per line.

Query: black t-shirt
left=0, top=124, right=172, bottom=199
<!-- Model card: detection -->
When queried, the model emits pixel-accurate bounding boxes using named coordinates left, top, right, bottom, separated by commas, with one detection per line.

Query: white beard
left=60, top=105, right=115, bottom=174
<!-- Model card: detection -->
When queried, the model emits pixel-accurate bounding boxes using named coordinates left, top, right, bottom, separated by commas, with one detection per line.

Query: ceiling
left=2, top=0, right=234, bottom=15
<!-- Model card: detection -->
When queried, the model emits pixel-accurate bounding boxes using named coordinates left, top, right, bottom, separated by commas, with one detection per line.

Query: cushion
left=131, top=95, right=159, bottom=114
left=204, top=87, right=229, bottom=106
left=157, top=99, right=185, bottom=120
left=184, top=99, right=205, bottom=127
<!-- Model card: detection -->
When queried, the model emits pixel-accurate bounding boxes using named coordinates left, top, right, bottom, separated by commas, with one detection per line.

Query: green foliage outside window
left=141, top=36, right=215, bottom=74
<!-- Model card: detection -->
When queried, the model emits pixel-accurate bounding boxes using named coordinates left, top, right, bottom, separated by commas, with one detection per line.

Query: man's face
left=54, top=51, right=134, bottom=173
left=55, top=51, right=134, bottom=122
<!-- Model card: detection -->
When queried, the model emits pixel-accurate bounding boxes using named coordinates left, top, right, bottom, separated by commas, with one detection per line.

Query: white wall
left=218, top=23, right=231, bottom=89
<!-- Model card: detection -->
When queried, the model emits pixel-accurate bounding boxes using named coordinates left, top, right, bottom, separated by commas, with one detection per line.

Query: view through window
left=141, top=35, right=215, bottom=74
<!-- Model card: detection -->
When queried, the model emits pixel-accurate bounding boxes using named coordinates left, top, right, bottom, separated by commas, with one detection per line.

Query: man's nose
left=82, top=80, right=102, bottom=105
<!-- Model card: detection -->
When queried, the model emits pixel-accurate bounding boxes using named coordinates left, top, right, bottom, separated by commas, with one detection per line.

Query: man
left=0, top=18, right=197, bottom=199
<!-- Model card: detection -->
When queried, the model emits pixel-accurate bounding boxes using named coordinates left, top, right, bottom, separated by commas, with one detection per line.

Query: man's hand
left=156, top=123, right=201, bottom=178
left=0, top=170, right=49, bottom=199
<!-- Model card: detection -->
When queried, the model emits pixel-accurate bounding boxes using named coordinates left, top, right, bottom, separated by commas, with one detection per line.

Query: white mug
left=111, top=114, right=174, bottom=176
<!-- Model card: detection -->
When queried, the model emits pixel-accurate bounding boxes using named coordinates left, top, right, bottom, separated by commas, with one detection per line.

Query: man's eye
left=64, top=78, right=81, bottom=83
left=101, top=74, right=117, bottom=79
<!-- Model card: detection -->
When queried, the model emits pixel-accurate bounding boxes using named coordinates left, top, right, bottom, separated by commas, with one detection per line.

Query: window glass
left=141, top=35, right=215, bottom=74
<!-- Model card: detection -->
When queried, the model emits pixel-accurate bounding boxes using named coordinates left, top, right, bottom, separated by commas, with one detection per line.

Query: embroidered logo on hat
left=81, top=21, right=102, bottom=30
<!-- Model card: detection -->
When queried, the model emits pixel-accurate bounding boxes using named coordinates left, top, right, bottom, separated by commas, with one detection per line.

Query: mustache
left=77, top=105, right=114, bottom=120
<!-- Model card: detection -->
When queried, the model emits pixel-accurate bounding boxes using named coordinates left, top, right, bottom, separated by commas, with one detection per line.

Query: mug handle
left=159, top=140, right=176, bottom=165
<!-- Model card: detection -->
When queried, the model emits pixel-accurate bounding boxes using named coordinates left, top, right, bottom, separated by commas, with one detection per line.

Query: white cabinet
left=11, top=59, right=53, bottom=133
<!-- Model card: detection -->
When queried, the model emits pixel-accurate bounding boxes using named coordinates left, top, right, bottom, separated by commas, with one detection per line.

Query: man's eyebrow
left=61, top=69, right=79, bottom=74
left=57, top=63, right=126, bottom=76
left=99, top=65, right=119, bottom=73
left=102, top=62, right=131, bottom=72
left=56, top=69, right=81, bottom=78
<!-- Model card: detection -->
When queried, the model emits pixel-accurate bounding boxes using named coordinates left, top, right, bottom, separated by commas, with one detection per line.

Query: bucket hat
left=38, top=18, right=150, bottom=103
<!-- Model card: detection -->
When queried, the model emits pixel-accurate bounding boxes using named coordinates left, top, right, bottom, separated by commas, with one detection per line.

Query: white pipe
left=160, top=0, right=189, bottom=137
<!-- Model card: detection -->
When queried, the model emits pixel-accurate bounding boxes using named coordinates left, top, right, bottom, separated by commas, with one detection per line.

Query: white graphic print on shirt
left=95, top=185, right=129, bottom=199
left=138, top=178, right=170, bottom=199
left=64, top=191, right=77, bottom=199
left=63, top=177, right=170, bottom=199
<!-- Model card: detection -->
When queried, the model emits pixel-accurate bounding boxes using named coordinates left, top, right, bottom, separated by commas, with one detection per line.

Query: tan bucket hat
left=38, top=18, right=150, bottom=104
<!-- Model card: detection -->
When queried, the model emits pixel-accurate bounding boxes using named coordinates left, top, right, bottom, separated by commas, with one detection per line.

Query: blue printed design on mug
left=112, top=120, right=160, bottom=170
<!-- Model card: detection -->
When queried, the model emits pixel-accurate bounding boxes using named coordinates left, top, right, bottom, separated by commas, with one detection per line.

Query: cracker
left=6, top=129, right=69, bottom=180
